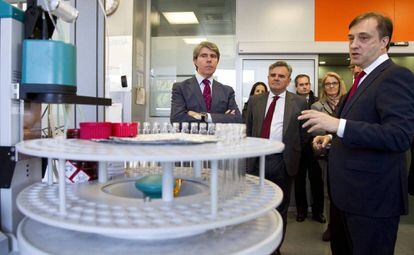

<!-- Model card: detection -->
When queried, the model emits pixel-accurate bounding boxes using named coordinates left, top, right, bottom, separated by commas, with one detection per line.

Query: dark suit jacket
left=170, top=76, right=242, bottom=123
left=330, top=59, right=414, bottom=217
left=246, top=91, right=308, bottom=176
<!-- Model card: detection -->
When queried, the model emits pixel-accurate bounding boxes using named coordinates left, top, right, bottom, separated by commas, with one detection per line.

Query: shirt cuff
left=337, top=118, right=346, bottom=138
left=206, top=113, right=212, bottom=123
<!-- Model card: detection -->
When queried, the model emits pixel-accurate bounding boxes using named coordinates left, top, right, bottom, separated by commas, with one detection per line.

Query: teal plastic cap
left=135, top=174, right=176, bottom=199
left=0, top=0, right=24, bottom=22
left=22, top=39, right=77, bottom=87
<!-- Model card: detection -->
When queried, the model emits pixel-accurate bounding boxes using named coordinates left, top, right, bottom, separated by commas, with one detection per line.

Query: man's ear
left=193, top=59, right=198, bottom=70
left=381, top=36, right=390, bottom=50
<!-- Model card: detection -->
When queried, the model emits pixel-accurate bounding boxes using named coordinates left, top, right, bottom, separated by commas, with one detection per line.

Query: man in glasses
left=348, top=64, right=363, bottom=81
left=299, top=12, right=414, bottom=255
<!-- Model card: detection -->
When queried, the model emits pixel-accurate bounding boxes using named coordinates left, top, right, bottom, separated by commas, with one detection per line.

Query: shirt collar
left=363, top=53, right=389, bottom=76
left=195, top=72, right=213, bottom=86
left=269, top=90, right=286, bottom=99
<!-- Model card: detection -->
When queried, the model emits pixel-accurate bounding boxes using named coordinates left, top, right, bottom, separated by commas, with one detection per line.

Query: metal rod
left=47, top=158, right=53, bottom=185
left=58, top=158, right=66, bottom=214
left=98, top=161, right=108, bottom=183
left=260, top=155, right=265, bottom=188
left=162, top=162, right=174, bottom=202
left=194, top=160, right=202, bottom=178
left=211, top=160, right=218, bottom=218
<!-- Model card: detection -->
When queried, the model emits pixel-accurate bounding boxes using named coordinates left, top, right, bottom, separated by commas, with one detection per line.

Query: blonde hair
left=193, top=41, right=220, bottom=60
left=320, top=72, right=347, bottom=100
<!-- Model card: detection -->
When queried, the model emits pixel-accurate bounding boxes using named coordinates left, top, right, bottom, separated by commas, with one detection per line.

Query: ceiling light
left=319, top=61, right=326, bottom=65
left=183, top=38, right=207, bottom=44
left=163, top=12, right=199, bottom=24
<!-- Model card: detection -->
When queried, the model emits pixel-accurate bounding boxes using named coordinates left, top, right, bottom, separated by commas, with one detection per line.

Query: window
left=149, top=0, right=236, bottom=117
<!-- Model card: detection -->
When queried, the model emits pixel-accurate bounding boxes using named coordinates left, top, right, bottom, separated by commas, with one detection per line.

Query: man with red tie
left=246, top=61, right=307, bottom=254
left=170, top=41, right=241, bottom=123
left=299, top=12, right=414, bottom=255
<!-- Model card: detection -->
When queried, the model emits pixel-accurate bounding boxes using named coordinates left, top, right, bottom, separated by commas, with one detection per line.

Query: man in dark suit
left=170, top=41, right=241, bottom=124
left=293, top=74, right=325, bottom=223
left=246, top=61, right=307, bottom=254
left=299, top=12, right=414, bottom=255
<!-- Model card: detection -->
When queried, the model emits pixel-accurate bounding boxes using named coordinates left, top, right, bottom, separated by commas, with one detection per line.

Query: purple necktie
left=202, top=79, right=212, bottom=112
left=346, top=71, right=366, bottom=104
left=261, top=96, right=279, bottom=139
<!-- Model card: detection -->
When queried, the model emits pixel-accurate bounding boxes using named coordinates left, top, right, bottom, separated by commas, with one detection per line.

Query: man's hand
left=225, top=109, right=236, bottom=115
left=312, top=135, right=332, bottom=151
left=188, top=111, right=201, bottom=120
left=298, top=110, right=340, bottom=133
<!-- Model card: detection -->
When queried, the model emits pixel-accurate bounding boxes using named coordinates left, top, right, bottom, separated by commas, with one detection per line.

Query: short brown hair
left=295, top=74, right=310, bottom=86
left=193, top=41, right=220, bottom=60
left=349, top=12, right=393, bottom=50
left=268, top=61, right=292, bottom=77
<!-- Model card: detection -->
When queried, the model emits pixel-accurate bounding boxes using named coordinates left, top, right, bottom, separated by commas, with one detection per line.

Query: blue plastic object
left=22, top=39, right=76, bottom=88
left=0, top=0, right=24, bottom=22
left=135, top=175, right=175, bottom=199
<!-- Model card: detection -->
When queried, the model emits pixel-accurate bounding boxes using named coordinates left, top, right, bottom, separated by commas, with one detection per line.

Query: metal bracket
left=11, top=83, right=19, bottom=100
left=0, top=146, right=17, bottom=188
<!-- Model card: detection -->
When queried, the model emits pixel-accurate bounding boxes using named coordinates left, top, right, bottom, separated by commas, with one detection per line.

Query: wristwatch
left=200, top=112, right=208, bottom=122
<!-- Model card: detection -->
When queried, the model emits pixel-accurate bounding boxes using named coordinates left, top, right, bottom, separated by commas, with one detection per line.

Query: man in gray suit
left=170, top=41, right=241, bottom=123
left=246, top=61, right=307, bottom=254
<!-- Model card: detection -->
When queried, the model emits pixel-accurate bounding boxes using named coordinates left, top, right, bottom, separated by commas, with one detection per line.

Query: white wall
left=106, top=0, right=134, bottom=122
left=236, top=0, right=314, bottom=43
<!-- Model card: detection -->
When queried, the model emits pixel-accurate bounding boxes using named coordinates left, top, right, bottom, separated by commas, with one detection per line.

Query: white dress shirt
left=195, top=72, right=214, bottom=122
left=266, top=90, right=286, bottom=142
left=337, top=54, right=389, bottom=137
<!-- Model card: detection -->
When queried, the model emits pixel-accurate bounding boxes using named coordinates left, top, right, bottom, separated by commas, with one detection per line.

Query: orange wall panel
left=315, top=0, right=394, bottom=41
left=394, top=0, right=414, bottom=41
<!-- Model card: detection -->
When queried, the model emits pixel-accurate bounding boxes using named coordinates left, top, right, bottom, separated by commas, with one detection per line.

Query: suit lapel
left=341, top=59, right=392, bottom=117
left=254, top=93, right=268, bottom=137
left=283, top=92, right=293, bottom=137
left=210, top=80, right=220, bottom=112
left=189, top=76, right=207, bottom=112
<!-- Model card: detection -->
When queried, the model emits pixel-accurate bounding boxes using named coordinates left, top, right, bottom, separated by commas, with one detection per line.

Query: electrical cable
left=41, top=0, right=62, bottom=37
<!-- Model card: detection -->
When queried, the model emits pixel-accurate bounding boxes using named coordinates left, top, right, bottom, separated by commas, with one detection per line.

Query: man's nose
left=350, top=39, right=358, bottom=49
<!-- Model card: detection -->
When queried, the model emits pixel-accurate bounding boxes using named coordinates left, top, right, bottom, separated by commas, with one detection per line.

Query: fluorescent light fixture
left=319, top=61, right=326, bottom=65
left=183, top=38, right=207, bottom=44
left=163, top=12, right=199, bottom=24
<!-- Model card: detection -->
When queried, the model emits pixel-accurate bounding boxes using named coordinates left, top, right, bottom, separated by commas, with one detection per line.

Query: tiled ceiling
left=151, top=0, right=235, bottom=37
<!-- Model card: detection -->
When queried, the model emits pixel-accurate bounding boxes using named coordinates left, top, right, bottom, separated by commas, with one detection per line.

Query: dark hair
left=268, top=61, right=292, bottom=77
left=294, top=74, right=310, bottom=86
left=249, top=82, right=268, bottom=96
left=349, top=12, right=393, bottom=50
left=193, top=41, right=220, bottom=60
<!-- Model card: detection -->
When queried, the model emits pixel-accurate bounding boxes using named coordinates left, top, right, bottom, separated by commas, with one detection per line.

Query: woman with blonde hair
left=311, top=71, right=347, bottom=242
left=312, top=72, right=347, bottom=116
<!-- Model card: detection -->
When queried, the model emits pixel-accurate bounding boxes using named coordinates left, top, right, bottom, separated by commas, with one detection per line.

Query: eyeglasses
left=324, top=82, right=339, bottom=87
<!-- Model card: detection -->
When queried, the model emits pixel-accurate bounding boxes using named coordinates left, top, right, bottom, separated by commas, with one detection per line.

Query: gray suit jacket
left=246, top=91, right=308, bottom=176
left=170, top=76, right=242, bottom=123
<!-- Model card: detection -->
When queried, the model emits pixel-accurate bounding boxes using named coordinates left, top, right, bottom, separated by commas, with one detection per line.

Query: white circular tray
left=15, top=137, right=284, bottom=162
left=18, top=211, right=282, bottom=255
left=17, top=175, right=283, bottom=240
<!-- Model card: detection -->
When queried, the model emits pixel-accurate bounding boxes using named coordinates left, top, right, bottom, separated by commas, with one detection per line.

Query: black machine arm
left=24, top=0, right=57, bottom=39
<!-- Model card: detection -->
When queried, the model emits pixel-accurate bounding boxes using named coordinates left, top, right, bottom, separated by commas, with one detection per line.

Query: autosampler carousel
left=15, top=133, right=284, bottom=255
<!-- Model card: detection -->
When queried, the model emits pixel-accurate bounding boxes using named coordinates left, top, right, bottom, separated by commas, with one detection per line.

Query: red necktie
left=346, top=71, right=366, bottom=104
left=261, top=96, right=279, bottom=139
left=202, top=79, right=212, bottom=112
